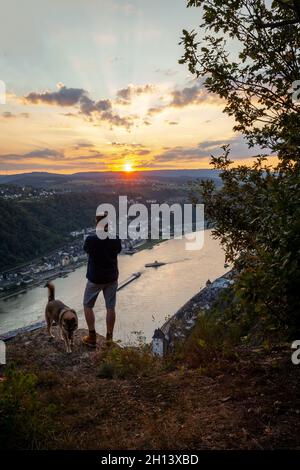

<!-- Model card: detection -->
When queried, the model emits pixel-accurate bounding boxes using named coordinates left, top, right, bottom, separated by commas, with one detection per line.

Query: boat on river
left=123, top=248, right=137, bottom=255
left=145, top=260, right=166, bottom=268
left=117, top=272, right=141, bottom=290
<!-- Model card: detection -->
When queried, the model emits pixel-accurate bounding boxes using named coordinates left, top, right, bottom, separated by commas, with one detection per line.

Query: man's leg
left=84, top=305, right=95, bottom=331
left=106, top=308, right=115, bottom=341
left=82, top=305, right=97, bottom=347
left=103, top=281, right=118, bottom=341
left=82, top=281, right=100, bottom=347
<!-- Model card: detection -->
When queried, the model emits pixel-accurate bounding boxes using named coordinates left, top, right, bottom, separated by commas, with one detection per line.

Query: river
left=0, top=230, right=229, bottom=343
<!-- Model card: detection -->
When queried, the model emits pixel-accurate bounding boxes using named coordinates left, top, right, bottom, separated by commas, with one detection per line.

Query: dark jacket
left=84, top=234, right=122, bottom=284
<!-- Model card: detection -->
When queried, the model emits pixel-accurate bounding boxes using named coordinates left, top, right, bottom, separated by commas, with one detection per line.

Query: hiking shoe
left=82, top=334, right=96, bottom=348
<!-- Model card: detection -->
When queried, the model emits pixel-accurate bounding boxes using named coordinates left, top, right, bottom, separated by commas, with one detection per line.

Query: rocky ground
left=5, top=325, right=300, bottom=450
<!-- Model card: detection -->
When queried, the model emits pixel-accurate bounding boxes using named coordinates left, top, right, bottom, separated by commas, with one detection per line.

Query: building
left=152, top=329, right=167, bottom=357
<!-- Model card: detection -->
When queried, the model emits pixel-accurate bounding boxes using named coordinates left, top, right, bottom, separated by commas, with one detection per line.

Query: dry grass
left=4, top=327, right=300, bottom=450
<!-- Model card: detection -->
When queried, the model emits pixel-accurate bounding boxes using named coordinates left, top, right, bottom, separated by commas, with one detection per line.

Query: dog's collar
left=58, top=308, right=69, bottom=322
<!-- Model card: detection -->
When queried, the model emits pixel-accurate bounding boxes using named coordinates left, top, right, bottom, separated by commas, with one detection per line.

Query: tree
left=260, top=1, right=300, bottom=29
left=180, top=0, right=300, bottom=163
left=180, top=1, right=300, bottom=334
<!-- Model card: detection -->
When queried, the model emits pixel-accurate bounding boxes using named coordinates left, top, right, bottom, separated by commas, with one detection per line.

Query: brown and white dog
left=44, top=282, right=78, bottom=353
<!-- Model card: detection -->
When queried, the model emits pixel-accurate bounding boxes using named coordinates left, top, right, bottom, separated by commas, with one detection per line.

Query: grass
left=97, top=343, right=161, bottom=379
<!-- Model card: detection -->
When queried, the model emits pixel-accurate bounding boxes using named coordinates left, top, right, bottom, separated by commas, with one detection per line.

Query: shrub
left=97, top=344, right=160, bottom=380
left=180, top=310, right=242, bottom=369
left=0, top=367, right=56, bottom=449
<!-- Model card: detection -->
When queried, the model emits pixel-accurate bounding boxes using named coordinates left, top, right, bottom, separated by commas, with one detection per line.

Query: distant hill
left=0, top=169, right=221, bottom=189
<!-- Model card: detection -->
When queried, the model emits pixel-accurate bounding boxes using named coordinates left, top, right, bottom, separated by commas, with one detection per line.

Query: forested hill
left=0, top=192, right=118, bottom=271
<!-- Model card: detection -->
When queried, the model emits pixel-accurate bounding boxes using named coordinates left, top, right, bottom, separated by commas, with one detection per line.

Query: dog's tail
left=44, top=281, right=55, bottom=301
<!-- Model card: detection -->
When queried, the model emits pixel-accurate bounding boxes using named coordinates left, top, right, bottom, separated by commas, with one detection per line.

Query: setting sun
left=123, top=163, right=133, bottom=172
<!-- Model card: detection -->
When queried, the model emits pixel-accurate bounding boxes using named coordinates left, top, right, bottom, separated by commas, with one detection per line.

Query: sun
left=123, top=163, right=133, bottom=172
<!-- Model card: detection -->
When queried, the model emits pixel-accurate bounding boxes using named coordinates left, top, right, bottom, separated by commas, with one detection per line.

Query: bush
left=0, top=367, right=56, bottom=449
left=97, top=344, right=160, bottom=380
left=179, top=309, right=242, bottom=369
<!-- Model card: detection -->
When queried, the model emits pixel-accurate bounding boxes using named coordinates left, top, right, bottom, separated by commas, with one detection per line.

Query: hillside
left=3, top=326, right=300, bottom=450
left=0, top=192, right=117, bottom=271
left=2, top=271, right=299, bottom=450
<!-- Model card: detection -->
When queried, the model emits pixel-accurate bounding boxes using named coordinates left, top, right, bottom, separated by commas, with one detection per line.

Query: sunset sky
left=0, top=0, right=271, bottom=174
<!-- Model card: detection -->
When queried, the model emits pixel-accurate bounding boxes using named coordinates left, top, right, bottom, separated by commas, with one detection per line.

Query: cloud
left=166, top=120, right=179, bottom=125
left=134, top=149, right=151, bottom=156
left=61, top=112, right=79, bottom=118
left=25, top=85, right=86, bottom=106
left=0, top=161, right=110, bottom=172
left=153, top=146, right=201, bottom=163
left=24, top=84, right=135, bottom=129
left=2, top=111, right=29, bottom=118
left=22, top=81, right=221, bottom=132
left=110, top=142, right=146, bottom=148
left=197, top=137, right=269, bottom=158
left=71, top=141, right=95, bottom=150
left=151, top=136, right=269, bottom=164
left=79, top=95, right=112, bottom=115
left=107, top=143, right=151, bottom=159
left=111, top=145, right=151, bottom=158
left=144, top=83, right=223, bottom=122
left=147, top=106, right=164, bottom=116
left=170, top=84, right=212, bottom=108
left=116, top=84, right=157, bottom=105
left=0, top=147, right=111, bottom=170
left=25, top=148, right=63, bottom=159
left=155, top=68, right=178, bottom=77
left=64, top=153, right=105, bottom=161
left=0, top=148, right=64, bottom=162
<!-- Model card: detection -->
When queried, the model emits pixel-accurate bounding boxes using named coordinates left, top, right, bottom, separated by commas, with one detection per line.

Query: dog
left=44, top=282, right=78, bottom=353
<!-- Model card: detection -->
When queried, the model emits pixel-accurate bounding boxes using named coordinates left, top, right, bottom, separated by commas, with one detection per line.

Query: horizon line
left=0, top=168, right=217, bottom=177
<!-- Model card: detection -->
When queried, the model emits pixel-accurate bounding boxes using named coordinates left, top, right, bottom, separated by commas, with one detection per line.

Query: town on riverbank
left=0, top=230, right=146, bottom=301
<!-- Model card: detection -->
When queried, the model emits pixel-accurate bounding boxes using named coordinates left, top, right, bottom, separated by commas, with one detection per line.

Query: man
left=82, top=212, right=122, bottom=347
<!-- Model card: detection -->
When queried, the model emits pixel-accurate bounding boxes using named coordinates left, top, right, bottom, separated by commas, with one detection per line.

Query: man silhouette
left=82, top=212, right=122, bottom=347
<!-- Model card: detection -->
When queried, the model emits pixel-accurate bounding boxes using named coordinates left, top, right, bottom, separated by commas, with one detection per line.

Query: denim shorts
left=83, top=280, right=118, bottom=309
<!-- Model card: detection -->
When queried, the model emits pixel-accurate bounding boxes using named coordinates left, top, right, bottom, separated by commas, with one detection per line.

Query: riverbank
left=0, top=262, right=86, bottom=302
